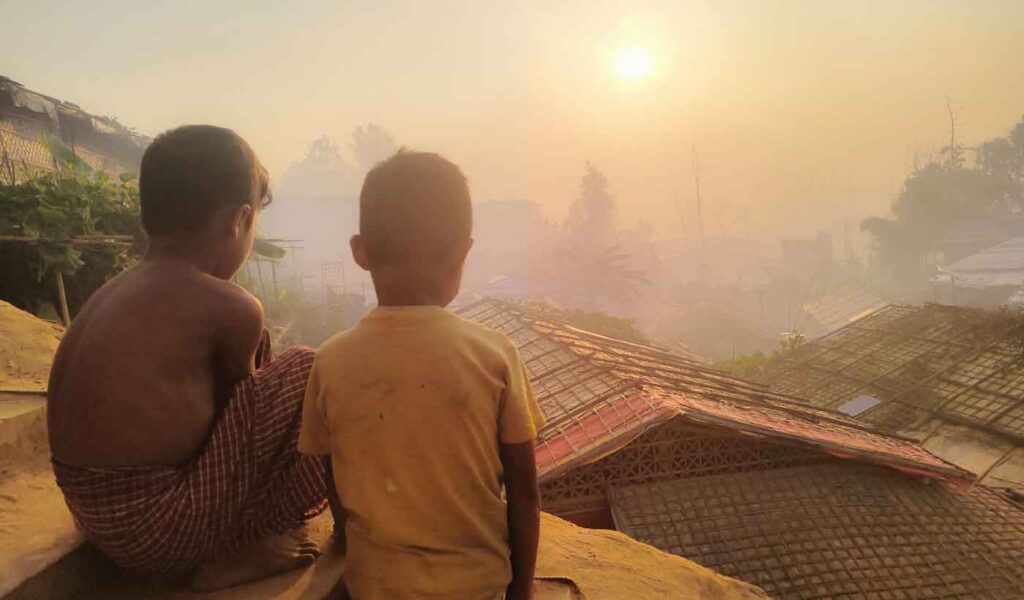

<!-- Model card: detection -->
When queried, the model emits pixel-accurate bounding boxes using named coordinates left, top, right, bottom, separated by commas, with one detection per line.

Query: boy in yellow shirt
left=298, top=151, right=544, bottom=600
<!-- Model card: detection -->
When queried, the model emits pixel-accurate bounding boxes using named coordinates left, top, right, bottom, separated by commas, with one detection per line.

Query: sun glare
left=614, top=46, right=654, bottom=82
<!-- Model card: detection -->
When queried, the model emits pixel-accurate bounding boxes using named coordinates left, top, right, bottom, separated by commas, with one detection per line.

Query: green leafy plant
left=0, top=136, right=142, bottom=315
left=714, top=332, right=807, bottom=376
left=714, top=351, right=770, bottom=375
left=514, top=299, right=650, bottom=344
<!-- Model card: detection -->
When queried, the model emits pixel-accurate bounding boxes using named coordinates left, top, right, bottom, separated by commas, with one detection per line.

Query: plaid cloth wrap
left=52, top=333, right=328, bottom=578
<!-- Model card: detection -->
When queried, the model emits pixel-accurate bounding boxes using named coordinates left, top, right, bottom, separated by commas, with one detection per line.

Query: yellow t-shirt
left=298, top=305, right=545, bottom=600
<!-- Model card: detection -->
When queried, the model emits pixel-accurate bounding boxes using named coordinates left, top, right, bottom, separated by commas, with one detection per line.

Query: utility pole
left=673, top=190, right=687, bottom=244
left=946, top=97, right=960, bottom=167
left=692, top=145, right=708, bottom=279
left=844, top=222, right=854, bottom=264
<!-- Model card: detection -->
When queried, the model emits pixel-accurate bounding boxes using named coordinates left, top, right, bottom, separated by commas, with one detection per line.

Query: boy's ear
left=454, top=237, right=474, bottom=265
left=350, top=234, right=371, bottom=271
left=231, top=203, right=254, bottom=238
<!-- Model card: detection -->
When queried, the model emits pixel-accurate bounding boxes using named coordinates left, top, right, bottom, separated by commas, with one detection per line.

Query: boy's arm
left=323, top=459, right=347, bottom=552
left=296, top=355, right=348, bottom=551
left=497, top=339, right=545, bottom=600
left=501, top=439, right=540, bottom=600
left=212, top=285, right=265, bottom=399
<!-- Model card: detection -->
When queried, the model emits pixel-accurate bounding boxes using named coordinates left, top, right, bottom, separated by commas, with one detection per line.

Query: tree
left=976, top=119, right=1024, bottom=211
left=350, top=124, right=398, bottom=174
left=563, top=161, right=616, bottom=252
left=278, top=135, right=354, bottom=197
left=540, top=163, right=649, bottom=310
left=556, top=244, right=650, bottom=308
left=304, top=136, right=346, bottom=170
left=861, top=115, right=1024, bottom=287
left=278, top=124, right=399, bottom=198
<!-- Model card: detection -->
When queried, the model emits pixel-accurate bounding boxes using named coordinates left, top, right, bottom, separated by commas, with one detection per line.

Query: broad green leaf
left=253, top=238, right=287, bottom=259
left=39, top=133, right=94, bottom=173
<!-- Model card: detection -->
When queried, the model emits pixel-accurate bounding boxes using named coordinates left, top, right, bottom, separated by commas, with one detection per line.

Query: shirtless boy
left=48, top=125, right=330, bottom=590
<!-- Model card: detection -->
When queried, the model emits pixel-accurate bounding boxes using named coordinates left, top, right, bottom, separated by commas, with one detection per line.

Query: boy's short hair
left=359, top=150, right=472, bottom=265
left=139, top=125, right=271, bottom=237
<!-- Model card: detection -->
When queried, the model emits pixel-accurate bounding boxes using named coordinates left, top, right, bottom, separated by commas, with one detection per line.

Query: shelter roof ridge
left=459, top=298, right=976, bottom=484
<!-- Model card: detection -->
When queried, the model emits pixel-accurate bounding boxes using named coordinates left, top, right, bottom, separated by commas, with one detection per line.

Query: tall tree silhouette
left=551, top=162, right=648, bottom=309
left=563, top=161, right=616, bottom=252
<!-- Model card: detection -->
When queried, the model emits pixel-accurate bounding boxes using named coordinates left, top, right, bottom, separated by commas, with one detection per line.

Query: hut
left=0, top=75, right=149, bottom=182
left=460, top=299, right=1024, bottom=599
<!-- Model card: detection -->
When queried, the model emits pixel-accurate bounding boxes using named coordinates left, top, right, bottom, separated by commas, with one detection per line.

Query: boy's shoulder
left=198, top=274, right=263, bottom=321
left=314, top=308, right=518, bottom=360
left=78, top=261, right=260, bottom=324
left=450, top=312, right=516, bottom=350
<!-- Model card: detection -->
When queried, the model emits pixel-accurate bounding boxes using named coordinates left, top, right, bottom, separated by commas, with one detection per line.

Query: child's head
left=351, top=150, right=473, bottom=306
left=140, top=125, right=271, bottom=278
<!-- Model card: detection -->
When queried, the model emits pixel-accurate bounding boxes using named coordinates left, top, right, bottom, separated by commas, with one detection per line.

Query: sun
left=614, top=46, right=654, bottom=82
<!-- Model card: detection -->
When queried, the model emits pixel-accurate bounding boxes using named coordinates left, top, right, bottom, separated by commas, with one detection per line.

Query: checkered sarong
left=52, top=337, right=328, bottom=578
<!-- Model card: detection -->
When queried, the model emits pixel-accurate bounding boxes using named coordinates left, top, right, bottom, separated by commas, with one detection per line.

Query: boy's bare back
left=48, top=259, right=263, bottom=467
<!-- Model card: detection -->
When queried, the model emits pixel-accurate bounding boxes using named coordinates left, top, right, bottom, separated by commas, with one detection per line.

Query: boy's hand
left=500, top=440, right=540, bottom=600
left=506, top=579, right=534, bottom=600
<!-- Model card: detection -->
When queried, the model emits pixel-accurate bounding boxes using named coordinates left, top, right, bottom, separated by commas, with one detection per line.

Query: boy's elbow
left=524, top=483, right=542, bottom=508
left=508, top=479, right=541, bottom=512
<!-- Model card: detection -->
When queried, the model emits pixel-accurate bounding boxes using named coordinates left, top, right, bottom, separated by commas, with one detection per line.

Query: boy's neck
left=374, top=287, right=450, bottom=308
left=145, top=234, right=226, bottom=278
left=370, top=268, right=455, bottom=308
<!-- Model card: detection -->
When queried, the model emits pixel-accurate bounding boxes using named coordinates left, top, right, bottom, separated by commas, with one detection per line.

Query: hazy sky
left=3, top=1, right=1024, bottom=241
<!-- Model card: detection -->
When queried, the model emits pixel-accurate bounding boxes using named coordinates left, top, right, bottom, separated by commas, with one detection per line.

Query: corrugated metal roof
left=1007, top=286, right=1024, bottom=309
left=935, top=236, right=1024, bottom=289
left=459, top=299, right=974, bottom=485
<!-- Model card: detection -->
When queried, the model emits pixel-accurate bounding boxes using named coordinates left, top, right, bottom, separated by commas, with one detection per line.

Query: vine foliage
left=0, top=135, right=142, bottom=315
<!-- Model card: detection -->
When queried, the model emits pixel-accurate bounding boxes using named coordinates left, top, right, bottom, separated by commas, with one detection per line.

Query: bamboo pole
left=0, top=235, right=133, bottom=245
left=55, top=271, right=70, bottom=326
left=269, top=259, right=280, bottom=311
left=255, top=258, right=267, bottom=301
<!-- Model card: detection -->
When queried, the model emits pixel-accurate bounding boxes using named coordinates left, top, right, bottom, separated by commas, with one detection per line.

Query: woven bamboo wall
left=0, top=119, right=54, bottom=183
left=541, top=417, right=835, bottom=515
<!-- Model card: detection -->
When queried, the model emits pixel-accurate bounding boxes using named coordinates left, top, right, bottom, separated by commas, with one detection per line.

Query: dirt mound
left=538, top=513, right=768, bottom=599
left=0, top=301, right=63, bottom=392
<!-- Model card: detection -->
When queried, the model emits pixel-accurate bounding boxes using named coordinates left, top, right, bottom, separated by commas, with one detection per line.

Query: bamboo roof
left=756, top=304, right=1024, bottom=490
left=458, top=299, right=973, bottom=485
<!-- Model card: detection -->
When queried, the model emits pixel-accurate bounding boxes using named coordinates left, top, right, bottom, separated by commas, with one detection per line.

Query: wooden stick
left=0, top=235, right=133, bottom=246
left=269, top=259, right=280, bottom=310
left=55, top=271, right=70, bottom=326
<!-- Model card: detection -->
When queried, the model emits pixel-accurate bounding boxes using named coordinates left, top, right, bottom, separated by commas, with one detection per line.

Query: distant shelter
left=0, top=76, right=149, bottom=182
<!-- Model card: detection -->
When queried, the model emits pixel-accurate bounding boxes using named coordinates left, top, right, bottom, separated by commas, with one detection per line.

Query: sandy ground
left=536, top=513, right=769, bottom=600
left=75, top=512, right=578, bottom=600
left=0, top=396, right=83, bottom=597
left=0, top=300, right=63, bottom=393
left=0, top=302, right=79, bottom=596
left=74, top=512, right=767, bottom=600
